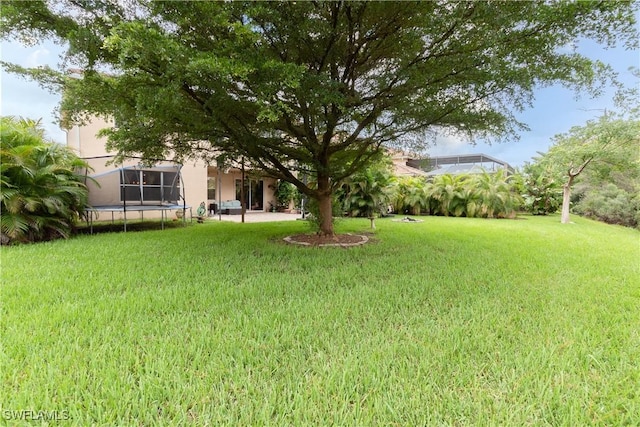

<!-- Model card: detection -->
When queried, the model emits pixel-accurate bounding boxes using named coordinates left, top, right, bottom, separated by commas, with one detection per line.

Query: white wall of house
left=180, top=160, right=208, bottom=212
left=66, top=117, right=116, bottom=162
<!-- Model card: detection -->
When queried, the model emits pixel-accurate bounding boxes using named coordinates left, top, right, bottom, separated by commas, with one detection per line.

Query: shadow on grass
left=75, top=219, right=190, bottom=235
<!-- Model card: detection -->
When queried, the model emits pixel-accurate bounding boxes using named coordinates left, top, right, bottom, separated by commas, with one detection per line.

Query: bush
left=1, top=117, right=91, bottom=244
left=572, top=183, right=639, bottom=228
left=392, top=177, right=428, bottom=215
left=274, top=180, right=296, bottom=210
left=427, top=174, right=469, bottom=216
left=419, top=171, right=520, bottom=218
left=390, top=171, right=521, bottom=219
left=521, top=163, right=562, bottom=215
left=465, top=170, right=521, bottom=218
left=341, top=166, right=395, bottom=218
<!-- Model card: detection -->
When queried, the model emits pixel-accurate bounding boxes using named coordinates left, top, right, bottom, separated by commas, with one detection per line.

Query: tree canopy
left=2, top=0, right=638, bottom=235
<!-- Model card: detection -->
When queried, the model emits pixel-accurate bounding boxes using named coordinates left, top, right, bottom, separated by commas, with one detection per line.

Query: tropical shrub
left=466, top=170, right=521, bottom=218
left=506, top=171, right=526, bottom=212
left=274, top=179, right=296, bottom=210
left=388, top=171, right=523, bottom=219
left=428, top=174, right=469, bottom=217
left=392, top=177, right=427, bottom=215
left=521, top=163, right=562, bottom=215
left=341, top=165, right=395, bottom=218
left=1, top=116, right=91, bottom=244
left=360, top=168, right=523, bottom=220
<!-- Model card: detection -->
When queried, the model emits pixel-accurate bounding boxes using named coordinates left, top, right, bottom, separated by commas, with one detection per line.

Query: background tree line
left=524, top=113, right=639, bottom=228
left=336, top=160, right=522, bottom=221
left=329, top=113, right=640, bottom=230
left=3, top=111, right=636, bottom=247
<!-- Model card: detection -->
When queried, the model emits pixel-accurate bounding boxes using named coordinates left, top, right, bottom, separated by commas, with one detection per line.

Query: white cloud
left=1, top=41, right=65, bottom=143
left=25, top=48, right=51, bottom=67
left=425, top=130, right=476, bottom=156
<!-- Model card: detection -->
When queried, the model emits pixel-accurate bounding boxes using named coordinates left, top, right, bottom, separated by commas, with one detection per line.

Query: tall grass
left=2, top=215, right=638, bottom=425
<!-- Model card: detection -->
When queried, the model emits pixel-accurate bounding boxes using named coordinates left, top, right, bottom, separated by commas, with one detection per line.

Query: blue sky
left=1, top=38, right=638, bottom=168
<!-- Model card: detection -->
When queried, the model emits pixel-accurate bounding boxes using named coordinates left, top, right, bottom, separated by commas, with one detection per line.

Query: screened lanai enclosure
left=82, top=157, right=191, bottom=232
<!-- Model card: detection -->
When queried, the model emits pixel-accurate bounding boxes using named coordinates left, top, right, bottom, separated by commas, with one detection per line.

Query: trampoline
left=82, top=157, right=192, bottom=233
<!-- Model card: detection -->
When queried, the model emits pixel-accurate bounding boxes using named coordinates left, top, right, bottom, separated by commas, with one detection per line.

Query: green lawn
left=2, top=215, right=639, bottom=426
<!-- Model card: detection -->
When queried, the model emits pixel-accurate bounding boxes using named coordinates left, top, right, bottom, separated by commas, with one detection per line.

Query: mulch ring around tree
left=283, top=233, right=369, bottom=247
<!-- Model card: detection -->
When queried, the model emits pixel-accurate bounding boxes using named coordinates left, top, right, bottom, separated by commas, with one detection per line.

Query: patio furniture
left=218, top=200, right=243, bottom=215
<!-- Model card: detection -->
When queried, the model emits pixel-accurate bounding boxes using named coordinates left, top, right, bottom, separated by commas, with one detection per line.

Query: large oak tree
left=2, top=0, right=637, bottom=235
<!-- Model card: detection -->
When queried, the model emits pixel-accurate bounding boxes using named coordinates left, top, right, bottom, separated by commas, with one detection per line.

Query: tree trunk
left=561, top=181, right=572, bottom=224
left=241, top=158, right=245, bottom=223
left=561, top=184, right=571, bottom=224
left=561, top=161, right=588, bottom=224
left=316, top=193, right=334, bottom=236
left=316, top=173, right=335, bottom=236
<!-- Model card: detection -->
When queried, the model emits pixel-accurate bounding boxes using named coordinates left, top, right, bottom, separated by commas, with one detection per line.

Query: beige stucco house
left=66, top=117, right=277, bottom=221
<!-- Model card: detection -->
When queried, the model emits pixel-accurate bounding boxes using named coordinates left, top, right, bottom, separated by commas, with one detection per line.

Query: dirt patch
left=283, top=233, right=369, bottom=247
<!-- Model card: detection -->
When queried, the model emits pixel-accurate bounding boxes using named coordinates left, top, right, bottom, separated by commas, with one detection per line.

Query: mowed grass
left=1, top=215, right=639, bottom=426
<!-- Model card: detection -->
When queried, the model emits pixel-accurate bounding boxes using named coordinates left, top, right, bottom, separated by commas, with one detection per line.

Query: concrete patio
left=208, top=211, right=302, bottom=223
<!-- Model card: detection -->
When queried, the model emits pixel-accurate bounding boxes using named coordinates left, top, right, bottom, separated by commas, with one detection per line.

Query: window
left=207, top=177, right=216, bottom=200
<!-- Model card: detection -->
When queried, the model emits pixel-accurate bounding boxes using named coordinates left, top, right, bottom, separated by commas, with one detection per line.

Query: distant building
left=389, top=150, right=430, bottom=177
left=407, top=154, right=514, bottom=176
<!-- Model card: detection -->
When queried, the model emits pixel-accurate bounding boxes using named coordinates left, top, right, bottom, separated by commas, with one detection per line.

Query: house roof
left=426, top=153, right=510, bottom=167
left=424, top=164, right=487, bottom=176
left=407, top=153, right=514, bottom=175
left=393, top=162, right=430, bottom=177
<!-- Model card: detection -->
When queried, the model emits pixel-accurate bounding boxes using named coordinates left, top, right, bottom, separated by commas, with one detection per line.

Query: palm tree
left=467, top=170, right=521, bottom=218
left=391, top=177, right=428, bottom=215
left=429, top=174, right=469, bottom=216
left=342, top=164, right=395, bottom=228
left=391, top=177, right=410, bottom=214
left=404, top=177, right=428, bottom=215
left=1, top=116, right=91, bottom=244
